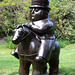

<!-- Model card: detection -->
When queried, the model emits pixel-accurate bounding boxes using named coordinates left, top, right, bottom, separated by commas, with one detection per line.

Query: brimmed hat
left=29, top=0, right=50, bottom=11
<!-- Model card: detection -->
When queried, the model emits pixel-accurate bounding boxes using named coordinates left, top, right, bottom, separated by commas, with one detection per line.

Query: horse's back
left=52, top=40, right=60, bottom=52
left=55, top=40, right=60, bottom=51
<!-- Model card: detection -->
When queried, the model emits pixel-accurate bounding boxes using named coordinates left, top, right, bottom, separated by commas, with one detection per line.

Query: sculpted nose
left=32, top=8, right=34, bottom=14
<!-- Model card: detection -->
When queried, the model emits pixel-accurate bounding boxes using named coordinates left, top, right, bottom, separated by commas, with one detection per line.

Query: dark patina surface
left=11, top=0, right=60, bottom=75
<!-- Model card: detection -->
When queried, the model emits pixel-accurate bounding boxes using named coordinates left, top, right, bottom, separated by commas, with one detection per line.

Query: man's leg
left=11, top=47, right=19, bottom=59
left=35, top=40, right=55, bottom=62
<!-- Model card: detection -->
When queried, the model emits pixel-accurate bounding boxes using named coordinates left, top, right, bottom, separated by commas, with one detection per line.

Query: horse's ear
left=16, top=25, right=22, bottom=29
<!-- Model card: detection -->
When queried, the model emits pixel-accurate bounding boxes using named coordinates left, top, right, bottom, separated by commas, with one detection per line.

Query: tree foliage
left=0, top=0, right=75, bottom=43
left=0, top=0, right=30, bottom=37
left=49, top=0, right=75, bottom=43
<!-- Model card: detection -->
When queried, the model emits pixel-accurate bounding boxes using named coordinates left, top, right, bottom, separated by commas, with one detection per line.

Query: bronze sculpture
left=11, top=0, right=60, bottom=75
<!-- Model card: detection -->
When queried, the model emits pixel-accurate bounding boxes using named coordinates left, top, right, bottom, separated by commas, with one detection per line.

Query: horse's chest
left=30, top=41, right=35, bottom=50
left=29, top=41, right=40, bottom=54
left=18, top=39, right=40, bottom=55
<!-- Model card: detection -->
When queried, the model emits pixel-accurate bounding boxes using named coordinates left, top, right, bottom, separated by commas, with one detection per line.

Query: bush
left=49, top=0, right=75, bottom=43
left=0, top=0, right=30, bottom=37
left=0, top=0, right=75, bottom=43
left=57, top=39, right=70, bottom=48
left=4, top=36, right=12, bottom=42
left=4, top=36, right=17, bottom=49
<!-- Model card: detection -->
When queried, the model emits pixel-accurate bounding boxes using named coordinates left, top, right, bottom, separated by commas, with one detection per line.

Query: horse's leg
left=19, top=59, right=31, bottom=75
left=32, top=61, right=46, bottom=75
left=49, top=41, right=60, bottom=75
left=43, top=64, right=47, bottom=74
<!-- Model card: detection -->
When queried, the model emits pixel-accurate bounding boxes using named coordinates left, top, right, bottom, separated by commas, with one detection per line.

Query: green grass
left=59, top=44, right=75, bottom=75
left=0, top=44, right=75, bottom=75
left=0, top=45, right=19, bottom=75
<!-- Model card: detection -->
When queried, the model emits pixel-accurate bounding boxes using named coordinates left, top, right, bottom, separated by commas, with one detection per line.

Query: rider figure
left=23, top=0, right=55, bottom=62
left=11, top=0, right=55, bottom=62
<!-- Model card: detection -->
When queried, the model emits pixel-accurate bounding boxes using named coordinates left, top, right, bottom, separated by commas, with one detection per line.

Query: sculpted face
left=30, top=8, right=48, bottom=21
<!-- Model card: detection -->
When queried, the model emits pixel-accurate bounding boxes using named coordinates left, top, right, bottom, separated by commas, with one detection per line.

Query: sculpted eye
left=19, top=31, right=23, bottom=35
left=36, top=9, right=39, bottom=12
left=18, top=28, right=23, bottom=35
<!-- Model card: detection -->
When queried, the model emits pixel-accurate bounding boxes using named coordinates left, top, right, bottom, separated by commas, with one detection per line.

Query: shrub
left=4, top=36, right=17, bottom=49
left=0, top=0, right=75, bottom=43
left=57, top=39, right=70, bottom=48
left=0, top=0, right=30, bottom=37
left=49, top=0, right=75, bottom=43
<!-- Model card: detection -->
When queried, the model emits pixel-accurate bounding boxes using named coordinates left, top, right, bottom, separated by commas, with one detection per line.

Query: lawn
left=59, top=44, right=75, bottom=75
left=0, top=47, right=19, bottom=75
left=0, top=44, right=75, bottom=75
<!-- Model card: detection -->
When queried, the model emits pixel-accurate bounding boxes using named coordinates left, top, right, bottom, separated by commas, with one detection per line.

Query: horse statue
left=12, top=25, right=60, bottom=75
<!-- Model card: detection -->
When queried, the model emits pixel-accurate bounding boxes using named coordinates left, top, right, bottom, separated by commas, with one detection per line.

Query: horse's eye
left=19, top=31, right=24, bottom=35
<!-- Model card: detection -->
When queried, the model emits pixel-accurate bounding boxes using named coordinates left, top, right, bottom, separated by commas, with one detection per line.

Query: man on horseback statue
left=12, top=0, right=55, bottom=62
left=11, top=0, right=60, bottom=75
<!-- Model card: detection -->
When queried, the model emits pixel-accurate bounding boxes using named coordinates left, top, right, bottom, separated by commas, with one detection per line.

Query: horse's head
left=12, top=25, right=30, bottom=44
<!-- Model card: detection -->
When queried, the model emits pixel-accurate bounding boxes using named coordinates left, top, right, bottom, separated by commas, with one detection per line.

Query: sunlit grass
left=0, top=45, right=19, bottom=75
left=0, top=44, right=75, bottom=75
left=59, top=44, right=75, bottom=75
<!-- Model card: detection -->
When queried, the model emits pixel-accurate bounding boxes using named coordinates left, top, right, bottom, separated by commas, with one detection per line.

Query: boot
left=11, top=47, right=19, bottom=59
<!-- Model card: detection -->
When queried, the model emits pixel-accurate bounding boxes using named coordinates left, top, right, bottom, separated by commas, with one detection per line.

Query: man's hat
left=29, top=0, right=50, bottom=11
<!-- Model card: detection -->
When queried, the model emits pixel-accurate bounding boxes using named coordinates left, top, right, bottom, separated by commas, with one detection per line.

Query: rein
left=19, top=27, right=31, bottom=43
left=23, top=24, right=41, bottom=42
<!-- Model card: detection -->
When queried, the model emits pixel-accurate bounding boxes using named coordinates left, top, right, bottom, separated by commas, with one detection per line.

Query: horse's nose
left=12, top=37, right=18, bottom=44
left=12, top=39, right=16, bottom=44
left=12, top=40, right=18, bottom=44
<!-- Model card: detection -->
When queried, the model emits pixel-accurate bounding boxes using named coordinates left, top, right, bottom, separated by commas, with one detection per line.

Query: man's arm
left=30, top=24, right=54, bottom=34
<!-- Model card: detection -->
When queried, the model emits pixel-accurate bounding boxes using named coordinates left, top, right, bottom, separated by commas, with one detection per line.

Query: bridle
left=16, top=24, right=41, bottom=43
left=17, top=26, right=31, bottom=43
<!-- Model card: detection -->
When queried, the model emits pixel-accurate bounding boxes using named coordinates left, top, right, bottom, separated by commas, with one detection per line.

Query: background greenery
left=0, top=0, right=75, bottom=75
left=0, top=0, right=75, bottom=43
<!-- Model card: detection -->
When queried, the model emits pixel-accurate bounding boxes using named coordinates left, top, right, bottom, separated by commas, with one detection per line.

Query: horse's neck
left=21, top=32, right=36, bottom=45
left=29, top=32, right=36, bottom=39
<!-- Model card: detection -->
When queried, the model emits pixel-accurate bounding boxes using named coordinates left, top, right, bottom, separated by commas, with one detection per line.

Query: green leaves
left=0, top=0, right=30, bottom=37
left=0, top=0, right=75, bottom=43
left=49, top=0, right=75, bottom=43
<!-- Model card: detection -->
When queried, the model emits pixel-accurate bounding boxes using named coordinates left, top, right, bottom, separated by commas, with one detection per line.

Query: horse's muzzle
left=12, top=38, right=19, bottom=44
